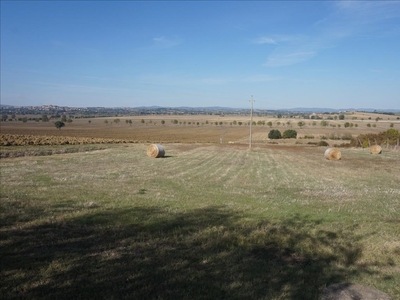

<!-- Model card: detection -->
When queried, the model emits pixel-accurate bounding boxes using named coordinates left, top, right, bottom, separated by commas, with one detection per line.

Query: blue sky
left=1, top=1, right=400, bottom=109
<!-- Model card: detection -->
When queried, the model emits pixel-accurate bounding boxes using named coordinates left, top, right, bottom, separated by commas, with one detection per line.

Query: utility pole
left=249, top=95, right=254, bottom=150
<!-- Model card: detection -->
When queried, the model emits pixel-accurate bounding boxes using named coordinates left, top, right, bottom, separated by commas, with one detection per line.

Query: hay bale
left=370, top=144, right=382, bottom=154
left=147, top=144, right=165, bottom=158
left=324, top=148, right=341, bottom=161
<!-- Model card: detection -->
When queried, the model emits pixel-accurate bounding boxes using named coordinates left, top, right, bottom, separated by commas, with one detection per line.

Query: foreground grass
left=1, top=144, right=399, bottom=299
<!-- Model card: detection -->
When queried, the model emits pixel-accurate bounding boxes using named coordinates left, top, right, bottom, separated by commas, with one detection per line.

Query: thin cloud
left=138, top=74, right=280, bottom=86
left=153, top=36, right=181, bottom=48
left=264, top=51, right=316, bottom=68
left=242, top=74, right=281, bottom=82
left=260, top=1, right=400, bottom=68
left=252, top=37, right=277, bottom=45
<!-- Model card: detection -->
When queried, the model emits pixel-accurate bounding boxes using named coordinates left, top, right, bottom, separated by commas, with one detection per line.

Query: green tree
left=282, top=129, right=297, bottom=139
left=320, top=120, right=329, bottom=127
left=297, top=121, right=305, bottom=128
left=344, top=122, right=350, bottom=128
left=267, top=121, right=273, bottom=128
left=268, top=129, right=282, bottom=139
left=42, top=114, right=49, bottom=122
left=54, top=121, right=65, bottom=130
left=339, top=114, right=345, bottom=120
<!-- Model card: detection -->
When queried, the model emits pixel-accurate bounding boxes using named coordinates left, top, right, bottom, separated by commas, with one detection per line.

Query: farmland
left=1, top=111, right=399, bottom=145
left=1, top=112, right=400, bottom=299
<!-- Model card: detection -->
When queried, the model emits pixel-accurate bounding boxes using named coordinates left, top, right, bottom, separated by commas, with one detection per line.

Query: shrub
left=282, top=129, right=297, bottom=139
left=268, top=129, right=282, bottom=139
left=341, top=133, right=353, bottom=140
left=318, top=141, right=329, bottom=147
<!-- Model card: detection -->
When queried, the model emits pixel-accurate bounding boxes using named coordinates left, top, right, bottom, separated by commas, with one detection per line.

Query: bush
left=268, top=129, right=282, bottom=139
left=282, top=129, right=297, bottom=139
left=341, top=133, right=353, bottom=140
left=318, top=141, right=329, bottom=147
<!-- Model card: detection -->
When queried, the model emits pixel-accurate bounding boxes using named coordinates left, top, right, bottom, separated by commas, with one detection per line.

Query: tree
left=54, top=121, right=65, bottom=130
left=267, top=121, right=273, bottom=128
left=320, top=120, right=329, bottom=127
left=297, top=121, right=305, bottom=128
left=268, top=129, right=282, bottom=139
left=282, top=129, right=297, bottom=139
left=42, top=114, right=49, bottom=122
left=339, top=114, right=345, bottom=120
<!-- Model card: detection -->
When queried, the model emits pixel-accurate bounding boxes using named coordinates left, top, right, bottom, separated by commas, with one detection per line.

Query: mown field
left=1, top=140, right=399, bottom=299
left=1, top=112, right=399, bottom=145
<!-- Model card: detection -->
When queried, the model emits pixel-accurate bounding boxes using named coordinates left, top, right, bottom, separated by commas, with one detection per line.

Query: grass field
left=1, top=141, right=399, bottom=299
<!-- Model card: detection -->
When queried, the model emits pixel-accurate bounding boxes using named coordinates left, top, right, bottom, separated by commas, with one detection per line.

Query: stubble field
left=1, top=113, right=399, bottom=299
left=1, top=112, right=399, bottom=146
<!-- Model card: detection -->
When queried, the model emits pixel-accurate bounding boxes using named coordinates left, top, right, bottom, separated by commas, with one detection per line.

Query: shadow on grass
left=0, top=206, right=385, bottom=299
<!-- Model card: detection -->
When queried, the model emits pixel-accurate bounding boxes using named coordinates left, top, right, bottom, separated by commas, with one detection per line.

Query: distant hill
left=1, top=104, right=399, bottom=113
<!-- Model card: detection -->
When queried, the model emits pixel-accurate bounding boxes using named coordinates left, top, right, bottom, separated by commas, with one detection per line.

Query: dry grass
left=1, top=112, right=399, bottom=298
left=1, top=143, right=399, bottom=299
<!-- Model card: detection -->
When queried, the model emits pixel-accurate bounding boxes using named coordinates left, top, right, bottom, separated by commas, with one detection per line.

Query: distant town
left=0, top=104, right=398, bottom=120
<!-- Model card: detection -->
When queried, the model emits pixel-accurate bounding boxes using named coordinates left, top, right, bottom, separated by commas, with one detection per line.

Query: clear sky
left=1, top=1, right=399, bottom=109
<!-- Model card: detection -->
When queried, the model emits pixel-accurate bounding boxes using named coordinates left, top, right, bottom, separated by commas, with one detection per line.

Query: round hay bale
left=370, top=144, right=382, bottom=154
left=324, top=148, right=341, bottom=161
left=147, top=144, right=165, bottom=158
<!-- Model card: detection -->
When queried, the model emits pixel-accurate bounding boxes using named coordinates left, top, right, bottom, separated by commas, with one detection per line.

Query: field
left=1, top=112, right=399, bottom=146
left=1, top=113, right=400, bottom=299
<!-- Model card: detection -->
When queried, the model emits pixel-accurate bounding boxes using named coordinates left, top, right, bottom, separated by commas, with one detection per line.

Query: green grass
left=1, top=144, right=399, bottom=299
